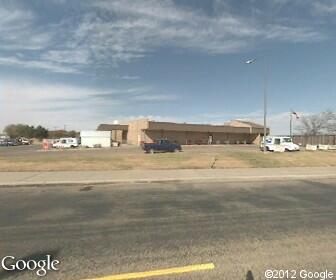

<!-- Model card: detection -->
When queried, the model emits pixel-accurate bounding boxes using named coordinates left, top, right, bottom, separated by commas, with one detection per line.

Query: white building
left=80, top=131, right=111, bottom=148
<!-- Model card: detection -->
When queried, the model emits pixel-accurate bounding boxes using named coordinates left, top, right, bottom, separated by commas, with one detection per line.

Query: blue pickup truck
left=142, top=139, right=182, bottom=154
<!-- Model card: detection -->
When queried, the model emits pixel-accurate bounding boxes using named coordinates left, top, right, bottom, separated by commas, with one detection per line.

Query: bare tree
left=326, top=110, right=336, bottom=134
left=296, top=110, right=336, bottom=135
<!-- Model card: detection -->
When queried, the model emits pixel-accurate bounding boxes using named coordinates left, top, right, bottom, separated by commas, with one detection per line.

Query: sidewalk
left=1, top=167, right=336, bottom=186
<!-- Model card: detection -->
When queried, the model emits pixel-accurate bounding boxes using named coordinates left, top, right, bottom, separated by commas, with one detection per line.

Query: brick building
left=97, top=119, right=269, bottom=145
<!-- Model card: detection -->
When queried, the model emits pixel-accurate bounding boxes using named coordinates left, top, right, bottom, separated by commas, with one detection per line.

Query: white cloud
left=91, top=87, right=179, bottom=102
left=200, top=110, right=307, bottom=135
left=0, top=78, right=178, bottom=131
left=132, top=94, right=178, bottom=101
left=0, top=5, right=51, bottom=50
left=0, top=56, right=80, bottom=74
left=0, top=76, right=311, bottom=134
left=41, top=49, right=91, bottom=65
left=119, top=115, right=182, bottom=123
left=0, top=79, right=99, bottom=131
left=79, top=0, right=324, bottom=65
left=201, top=110, right=264, bottom=121
left=313, top=2, right=336, bottom=14
left=0, top=5, right=34, bottom=34
left=244, top=111, right=293, bottom=135
left=266, top=24, right=325, bottom=42
left=113, top=75, right=140, bottom=80
left=0, top=1, right=327, bottom=74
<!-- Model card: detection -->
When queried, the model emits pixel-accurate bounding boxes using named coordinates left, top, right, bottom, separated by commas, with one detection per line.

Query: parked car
left=5, top=139, right=18, bottom=146
left=17, top=137, right=31, bottom=145
left=52, top=138, right=79, bottom=149
left=261, top=136, right=300, bottom=152
left=0, top=139, right=8, bottom=146
left=142, top=139, right=182, bottom=153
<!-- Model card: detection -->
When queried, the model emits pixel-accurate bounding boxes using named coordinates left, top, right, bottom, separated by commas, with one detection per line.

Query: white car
left=261, top=136, right=300, bottom=152
left=18, top=137, right=31, bottom=145
left=52, top=138, right=79, bottom=149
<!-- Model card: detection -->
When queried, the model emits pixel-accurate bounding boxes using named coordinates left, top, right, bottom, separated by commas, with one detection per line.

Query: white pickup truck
left=53, top=138, right=79, bottom=149
left=261, top=136, right=300, bottom=152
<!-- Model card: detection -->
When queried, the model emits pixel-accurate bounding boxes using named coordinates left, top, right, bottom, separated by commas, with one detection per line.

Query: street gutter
left=1, top=167, right=336, bottom=187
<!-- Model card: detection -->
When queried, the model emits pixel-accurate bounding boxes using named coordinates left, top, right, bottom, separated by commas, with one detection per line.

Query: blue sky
left=0, top=0, right=336, bottom=134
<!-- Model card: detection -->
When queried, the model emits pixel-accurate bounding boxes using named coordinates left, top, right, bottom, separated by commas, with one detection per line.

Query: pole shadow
left=246, top=270, right=254, bottom=280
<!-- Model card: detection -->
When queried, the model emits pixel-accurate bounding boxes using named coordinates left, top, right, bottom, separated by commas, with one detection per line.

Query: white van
left=53, top=138, right=79, bottom=149
left=261, top=136, right=300, bottom=152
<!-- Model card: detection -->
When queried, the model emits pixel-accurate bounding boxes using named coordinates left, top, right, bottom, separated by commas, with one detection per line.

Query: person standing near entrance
left=208, top=135, right=213, bottom=145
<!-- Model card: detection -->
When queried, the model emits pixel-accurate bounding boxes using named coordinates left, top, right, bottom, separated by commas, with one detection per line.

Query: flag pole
left=290, top=112, right=293, bottom=137
left=289, top=112, right=293, bottom=137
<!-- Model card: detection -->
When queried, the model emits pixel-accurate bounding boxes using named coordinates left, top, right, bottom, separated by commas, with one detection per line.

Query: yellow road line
left=83, top=263, right=215, bottom=280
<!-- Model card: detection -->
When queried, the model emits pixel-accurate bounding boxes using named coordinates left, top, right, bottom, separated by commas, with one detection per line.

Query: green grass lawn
left=0, top=148, right=335, bottom=171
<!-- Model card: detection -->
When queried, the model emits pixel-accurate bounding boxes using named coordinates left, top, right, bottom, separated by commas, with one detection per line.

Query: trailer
left=80, top=131, right=111, bottom=148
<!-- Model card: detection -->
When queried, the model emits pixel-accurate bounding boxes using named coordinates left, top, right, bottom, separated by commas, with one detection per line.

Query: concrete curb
left=1, top=171, right=336, bottom=187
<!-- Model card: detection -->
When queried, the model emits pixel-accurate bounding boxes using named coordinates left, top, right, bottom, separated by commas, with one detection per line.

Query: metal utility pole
left=263, top=63, right=268, bottom=153
left=246, top=59, right=269, bottom=153
left=289, top=110, right=299, bottom=137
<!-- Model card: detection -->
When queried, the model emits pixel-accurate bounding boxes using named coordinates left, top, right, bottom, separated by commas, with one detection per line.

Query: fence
left=292, top=135, right=336, bottom=146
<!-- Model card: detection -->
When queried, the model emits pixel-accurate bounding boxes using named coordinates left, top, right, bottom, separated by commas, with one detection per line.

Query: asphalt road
left=0, top=179, right=335, bottom=280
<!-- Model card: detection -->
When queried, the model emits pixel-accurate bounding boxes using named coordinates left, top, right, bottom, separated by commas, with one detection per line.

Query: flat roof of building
left=145, top=120, right=250, bottom=133
left=98, top=119, right=269, bottom=134
left=225, top=120, right=265, bottom=129
left=130, top=119, right=268, bottom=134
left=97, top=124, right=128, bottom=131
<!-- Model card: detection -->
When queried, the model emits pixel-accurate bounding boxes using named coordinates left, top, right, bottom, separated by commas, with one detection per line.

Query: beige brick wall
left=125, top=119, right=268, bottom=145
left=127, top=119, right=149, bottom=145
left=142, top=130, right=260, bottom=145
left=111, top=130, right=124, bottom=142
left=147, top=121, right=251, bottom=133
left=253, top=134, right=261, bottom=145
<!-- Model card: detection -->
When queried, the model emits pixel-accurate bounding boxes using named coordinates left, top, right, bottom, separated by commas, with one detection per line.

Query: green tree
left=48, top=130, right=79, bottom=138
left=34, top=125, right=49, bottom=140
left=4, top=124, right=49, bottom=139
left=67, top=130, right=78, bottom=138
left=4, top=124, right=19, bottom=138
